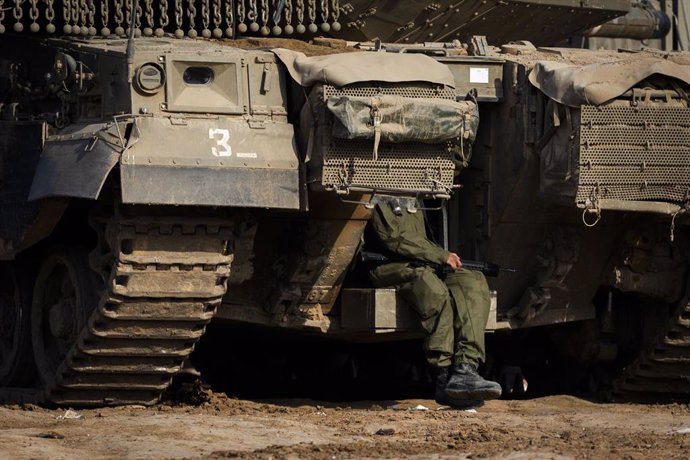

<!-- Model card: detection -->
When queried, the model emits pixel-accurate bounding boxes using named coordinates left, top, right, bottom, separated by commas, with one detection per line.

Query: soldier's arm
left=371, top=204, right=451, bottom=265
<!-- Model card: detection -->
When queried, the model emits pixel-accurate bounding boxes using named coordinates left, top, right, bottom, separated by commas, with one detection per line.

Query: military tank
left=0, top=0, right=688, bottom=406
left=455, top=43, right=690, bottom=399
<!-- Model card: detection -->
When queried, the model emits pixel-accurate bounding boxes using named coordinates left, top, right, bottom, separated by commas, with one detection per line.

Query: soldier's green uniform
left=367, top=201, right=490, bottom=370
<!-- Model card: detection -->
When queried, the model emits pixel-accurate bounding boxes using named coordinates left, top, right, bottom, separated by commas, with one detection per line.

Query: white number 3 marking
left=209, top=128, right=232, bottom=157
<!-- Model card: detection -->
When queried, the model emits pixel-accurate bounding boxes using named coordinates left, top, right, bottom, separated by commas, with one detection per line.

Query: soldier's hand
left=446, top=252, right=462, bottom=270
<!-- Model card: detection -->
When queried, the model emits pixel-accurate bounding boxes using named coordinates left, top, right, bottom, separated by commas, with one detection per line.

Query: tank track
left=1, top=217, right=233, bottom=407
left=615, top=293, right=690, bottom=400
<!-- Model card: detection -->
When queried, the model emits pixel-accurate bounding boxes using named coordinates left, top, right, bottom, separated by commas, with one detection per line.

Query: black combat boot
left=434, top=367, right=483, bottom=409
left=444, top=363, right=502, bottom=401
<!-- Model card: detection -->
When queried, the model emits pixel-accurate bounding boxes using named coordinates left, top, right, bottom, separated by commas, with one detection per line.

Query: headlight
left=135, top=63, right=165, bottom=95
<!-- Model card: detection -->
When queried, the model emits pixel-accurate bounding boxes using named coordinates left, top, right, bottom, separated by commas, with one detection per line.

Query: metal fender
left=29, top=123, right=123, bottom=201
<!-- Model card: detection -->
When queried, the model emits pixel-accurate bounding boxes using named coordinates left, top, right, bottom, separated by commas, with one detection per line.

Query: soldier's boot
left=434, top=367, right=483, bottom=409
left=444, top=363, right=502, bottom=401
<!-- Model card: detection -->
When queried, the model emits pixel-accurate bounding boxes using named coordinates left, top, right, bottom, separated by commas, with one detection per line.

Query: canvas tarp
left=327, top=95, right=478, bottom=144
left=529, top=57, right=690, bottom=107
left=272, top=48, right=456, bottom=88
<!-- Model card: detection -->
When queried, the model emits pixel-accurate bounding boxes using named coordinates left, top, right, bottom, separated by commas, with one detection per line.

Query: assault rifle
left=360, top=251, right=515, bottom=278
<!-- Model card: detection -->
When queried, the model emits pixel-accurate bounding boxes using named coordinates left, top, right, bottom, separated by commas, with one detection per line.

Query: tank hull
left=0, top=0, right=689, bottom=404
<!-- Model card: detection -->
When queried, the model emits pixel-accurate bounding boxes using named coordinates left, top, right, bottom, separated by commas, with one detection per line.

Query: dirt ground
left=1, top=392, right=690, bottom=460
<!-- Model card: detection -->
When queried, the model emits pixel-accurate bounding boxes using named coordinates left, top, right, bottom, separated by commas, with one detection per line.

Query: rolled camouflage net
left=0, top=0, right=341, bottom=38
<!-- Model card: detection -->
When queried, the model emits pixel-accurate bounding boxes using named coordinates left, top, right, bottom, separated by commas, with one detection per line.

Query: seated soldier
left=366, top=197, right=502, bottom=408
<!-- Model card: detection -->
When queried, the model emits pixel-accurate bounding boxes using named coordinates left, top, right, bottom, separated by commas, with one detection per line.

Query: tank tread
left=37, top=218, right=234, bottom=407
left=89, top=319, right=208, bottom=340
left=78, top=338, right=196, bottom=357
left=64, top=356, right=185, bottom=374
left=97, top=298, right=216, bottom=321
left=615, top=296, right=690, bottom=400
left=49, top=390, right=165, bottom=406
left=647, top=348, right=690, bottom=362
left=57, top=373, right=173, bottom=391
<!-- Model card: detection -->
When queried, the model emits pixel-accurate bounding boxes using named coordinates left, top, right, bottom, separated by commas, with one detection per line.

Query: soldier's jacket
left=367, top=200, right=490, bottom=368
left=369, top=202, right=449, bottom=265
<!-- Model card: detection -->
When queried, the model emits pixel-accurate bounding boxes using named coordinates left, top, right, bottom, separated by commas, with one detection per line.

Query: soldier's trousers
left=369, top=263, right=490, bottom=369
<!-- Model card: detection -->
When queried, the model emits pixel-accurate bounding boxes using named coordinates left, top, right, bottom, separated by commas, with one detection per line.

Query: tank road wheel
left=0, top=263, right=35, bottom=386
left=31, top=248, right=96, bottom=386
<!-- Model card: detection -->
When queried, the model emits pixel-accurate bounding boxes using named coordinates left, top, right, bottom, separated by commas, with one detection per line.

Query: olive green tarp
left=529, top=57, right=690, bottom=107
left=327, top=95, right=479, bottom=144
left=272, top=48, right=456, bottom=88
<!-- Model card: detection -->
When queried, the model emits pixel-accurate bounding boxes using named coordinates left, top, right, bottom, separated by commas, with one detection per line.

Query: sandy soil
left=1, top=392, right=689, bottom=460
